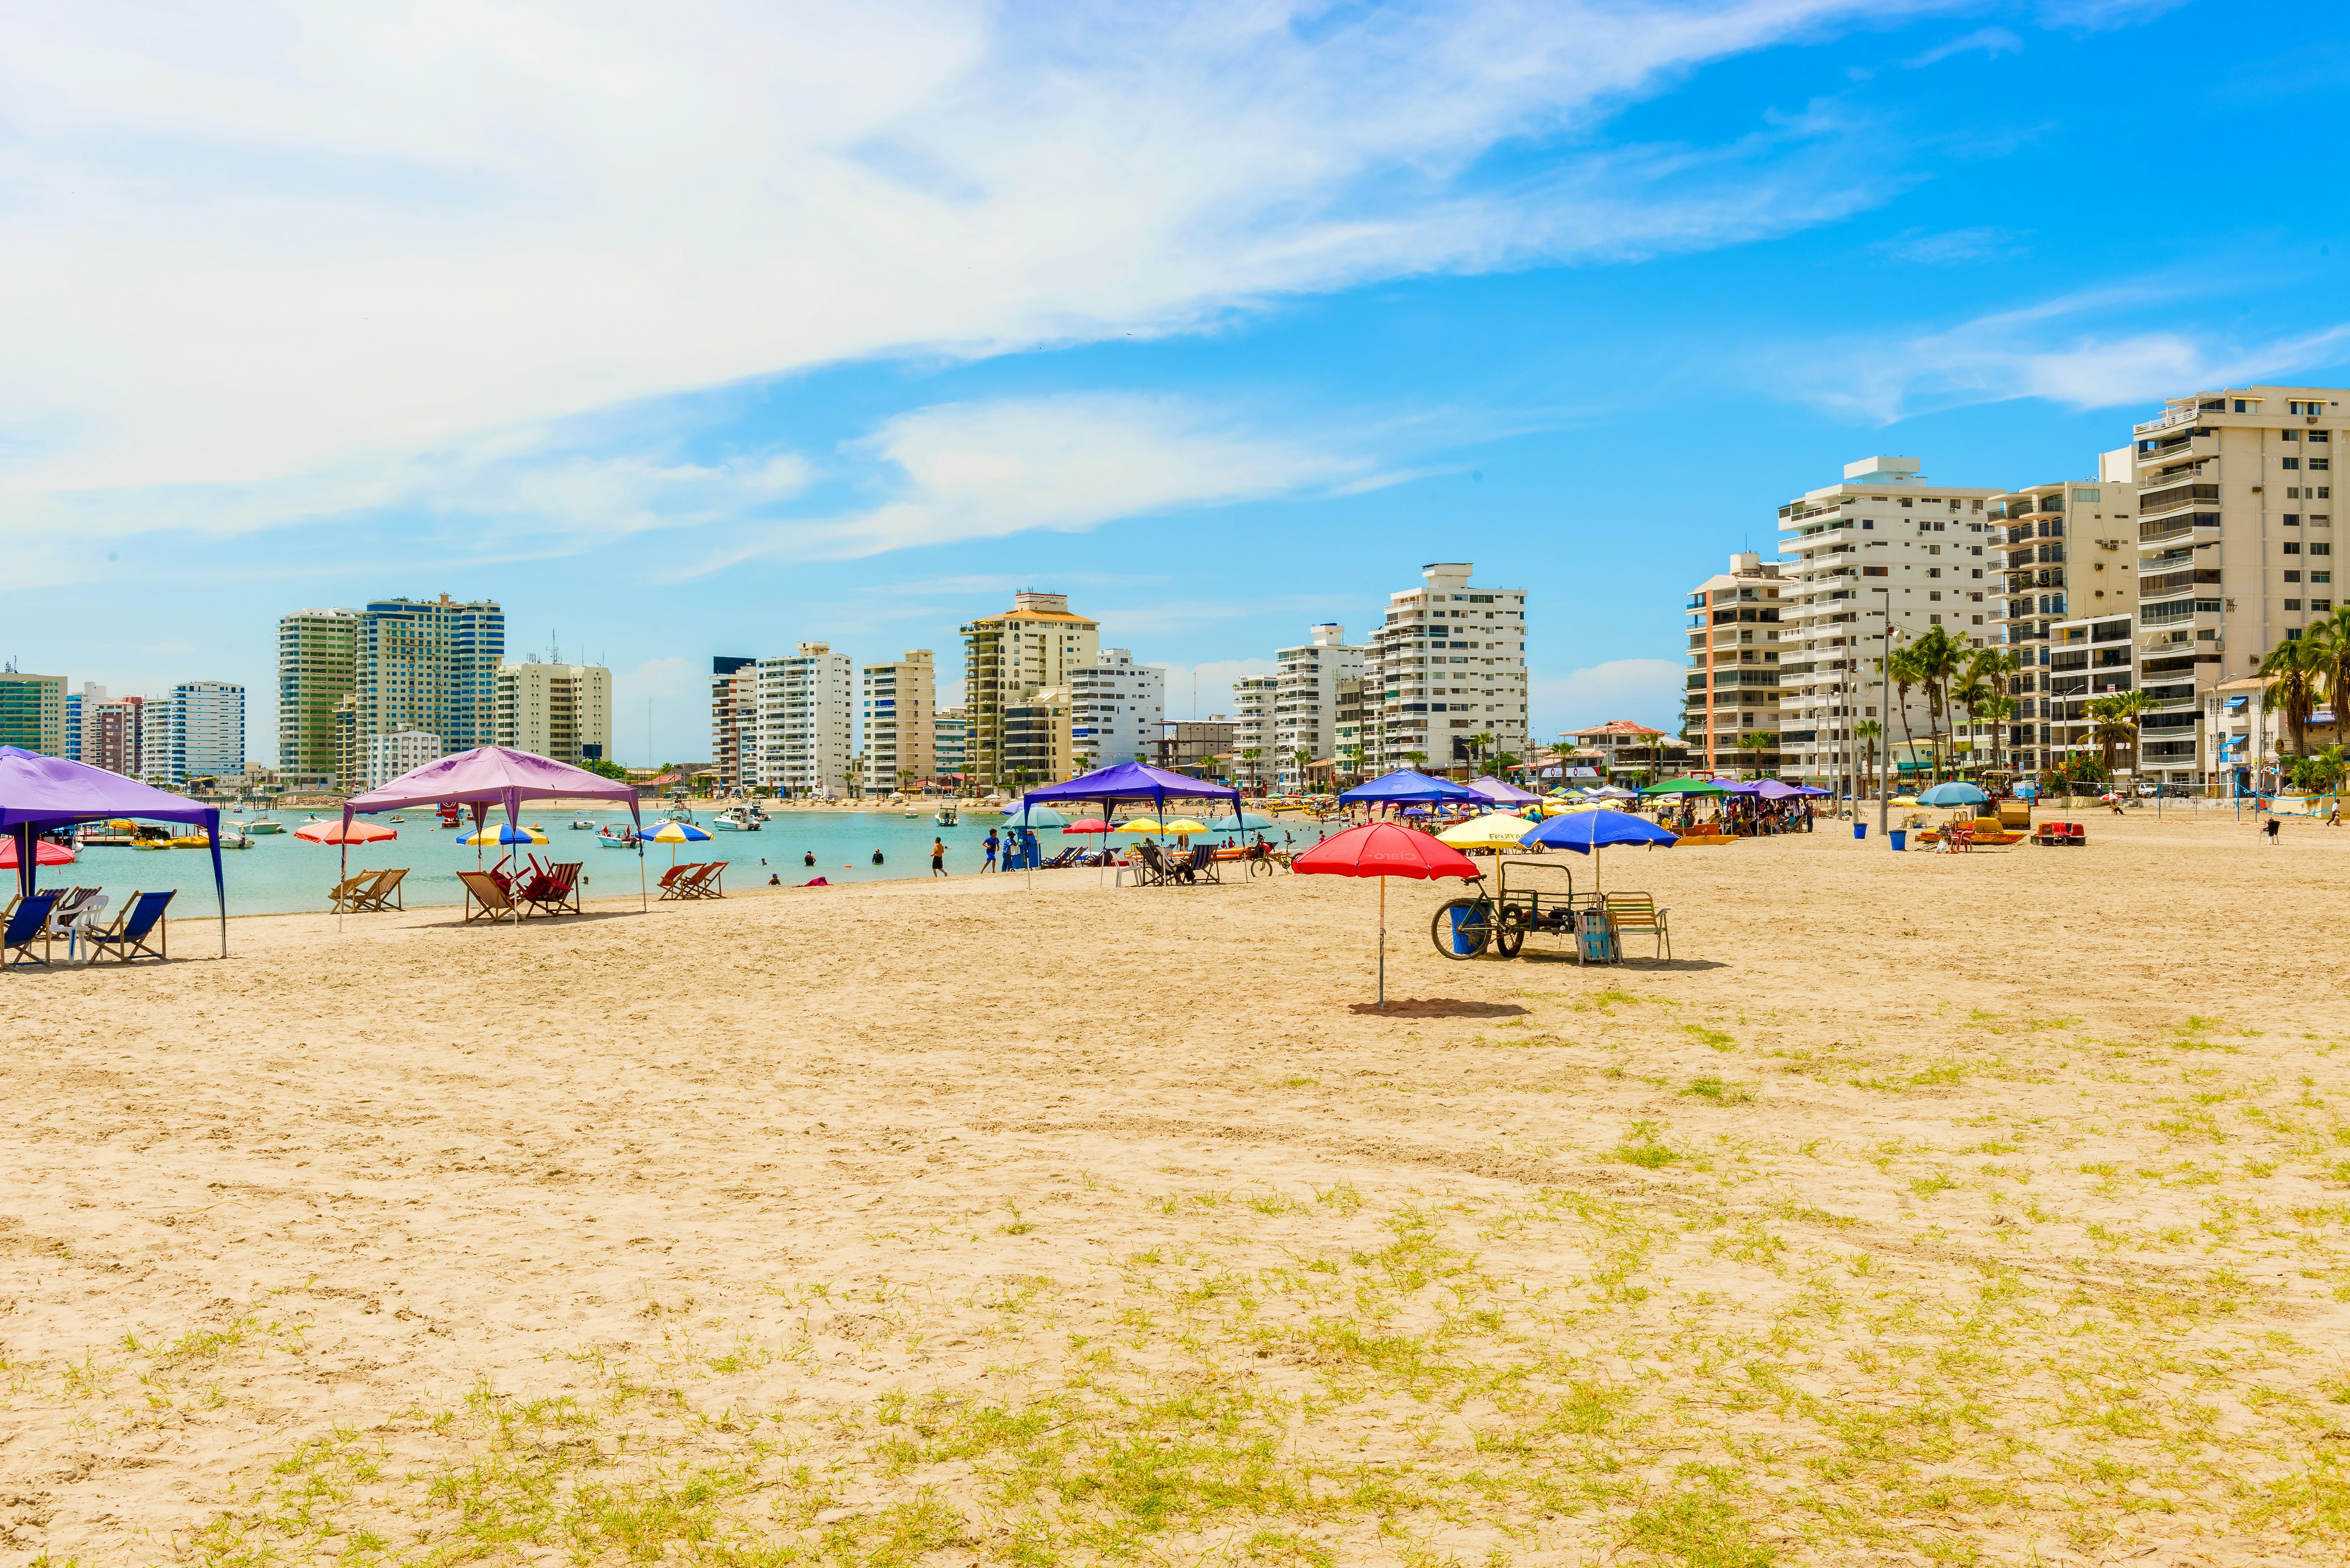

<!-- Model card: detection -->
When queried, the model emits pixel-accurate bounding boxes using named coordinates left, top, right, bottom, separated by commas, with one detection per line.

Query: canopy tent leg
left=208, top=811, right=226, bottom=958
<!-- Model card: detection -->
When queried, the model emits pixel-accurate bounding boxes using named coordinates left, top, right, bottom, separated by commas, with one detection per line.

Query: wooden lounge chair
left=3, top=891, right=61, bottom=968
left=1600, top=892, right=1670, bottom=962
left=328, top=869, right=378, bottom=912
left=656, top=862, right=701, bottom=901
left=85, top=889, right=175, bottom=963
left=677, top=861, right=726, bottom=900
left=515, top=860, right=582, bottom=917
left=457, top=870, right=519, bottom=924
left=358, top=867, right=410, bottom=911
left=1182, top=845, right=1221, bottom=884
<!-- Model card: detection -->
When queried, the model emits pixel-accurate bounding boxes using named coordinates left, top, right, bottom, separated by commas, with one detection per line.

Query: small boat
left=597, top=826, right=640, bottom=850
left=711, top=806, right=761, bottom=832
left=569, top=816, right=598, bottom=830
left=244, top=818, right=284, bottom=834
left=655, top=806, right=696, bottom=825
left=935, top=806, right=958, bottom=826
left=215, top=825, right=254, bottom=850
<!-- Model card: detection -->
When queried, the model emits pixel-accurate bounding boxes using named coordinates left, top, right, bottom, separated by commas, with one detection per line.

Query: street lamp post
left=1877, top=589, right=1892, bottom=842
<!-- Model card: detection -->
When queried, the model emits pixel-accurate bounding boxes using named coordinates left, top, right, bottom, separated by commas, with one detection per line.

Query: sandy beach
left=5, top=809, right=2349, bottom=1566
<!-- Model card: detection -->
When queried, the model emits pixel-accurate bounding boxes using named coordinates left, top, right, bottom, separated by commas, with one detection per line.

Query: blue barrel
left=1448, top=905, right=1486, bottom=955
left=1853, top=823, right=1867, bottom=840
left=1888, top=829, right=1906, bottom=852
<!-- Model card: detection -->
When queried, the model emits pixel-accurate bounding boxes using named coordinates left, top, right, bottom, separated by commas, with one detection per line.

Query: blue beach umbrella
left=457, top=823, right=548, bottom=845
left=1522, top=809, right=1677, bottom=893
left=1919, top=782, right=1989, bottom=808
left=1001, top=804, right=1068, bottom=827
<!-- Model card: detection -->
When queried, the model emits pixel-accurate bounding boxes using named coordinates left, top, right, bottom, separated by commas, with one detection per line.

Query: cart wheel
left=1495, top=907, right=1527, bottom=958
left=1431, top=898, right=1491, bottom=959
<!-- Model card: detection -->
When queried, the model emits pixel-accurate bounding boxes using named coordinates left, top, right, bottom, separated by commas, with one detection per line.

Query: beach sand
left=4, top=809, right=2348, bottom=1566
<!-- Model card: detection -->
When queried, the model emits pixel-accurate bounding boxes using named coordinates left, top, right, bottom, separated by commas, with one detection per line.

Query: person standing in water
left=871, top=849, right=884, bottom=865
left=931, top=837, right=948, bottom=876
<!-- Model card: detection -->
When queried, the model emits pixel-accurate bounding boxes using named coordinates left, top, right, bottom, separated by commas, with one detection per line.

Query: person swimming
left=871, top=849, right=884, bottom=865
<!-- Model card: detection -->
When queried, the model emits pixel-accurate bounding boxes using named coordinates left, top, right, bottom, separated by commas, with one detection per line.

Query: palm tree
left=2307, top=608, right=2350, bottom=752
left=1853, top=720, right=1882, bottom=804
left=1974, top=694, right=2017, bottom=774
left=1240, top=747, right=1263, bottom=793
left=1735, top=731, right=1773, bottom=779
left=1403, top=750, right=1428, bottom=771
left=2260, top=634, right=2325, bottom=762
left=1470, top=730, right=1496, bottom=777
left=1883, top=645, right=1920, bottom=795
left=2084, top=690, right=2151, bottom=779
left=1907, top=624, right=1964, bottom=782
left=1948, top=674, right=1994, bottom=768
left=1340, top=744, right=1365, bottom=784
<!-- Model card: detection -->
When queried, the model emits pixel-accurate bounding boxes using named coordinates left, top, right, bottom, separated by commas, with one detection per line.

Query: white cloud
left=1529, top=659, right=1687, bottom=736
left=690, top=394, right=1380, bottom=569
left=1155, top=659, right=1278, bottom=722
left=2036, top=0, right=2196, bottom=32
left=1870, top=226, right=2028, bottom=265
left=0, top=0, right=1933, bottom=521
left=1779, top=283, right=2350, bottom=423
left=1902, top=27, right=2023, bottom=68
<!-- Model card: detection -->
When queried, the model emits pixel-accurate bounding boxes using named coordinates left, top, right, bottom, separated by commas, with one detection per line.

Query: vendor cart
left=1428, top=856, right=1614, bottom=962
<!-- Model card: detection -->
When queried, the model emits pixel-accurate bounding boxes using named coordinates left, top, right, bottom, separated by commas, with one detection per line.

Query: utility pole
left=1877, top=589, right=1892, bottom=842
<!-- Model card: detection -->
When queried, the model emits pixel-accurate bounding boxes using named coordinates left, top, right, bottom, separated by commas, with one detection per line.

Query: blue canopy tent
left=1339, top=768, right=1486, bottom=811
left=0, top=746, right=227, bottom=958
left=1021, top=761, right=1243, bottom=882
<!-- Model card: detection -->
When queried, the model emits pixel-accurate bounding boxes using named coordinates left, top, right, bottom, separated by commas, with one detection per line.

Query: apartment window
left=2285, top=541, right=2302, bottom=554
left=2315, top=542, right=2333, bottom=556
left=2285, top=571, right=2302, bottom=583
left=2236, top=399, right=2252, bottom=412
left=2286, top=600, right=2303, bottom=611
left=2318, top=600, right=2337, bottom=612
left=2315, top=459, right=2332, bottom=471
left=1901, top=498, right=1912, bottom=508
left=2285, top=514, right=2302, bottom=526
left=2313, top=431, right=2332, bottom=443
left=2281, top=429, right=2301, bottom=441
left=1862, top=520, right=1873, bottom=529
left=2315, top=572, right=2332, bottom=584
left=1863, top=565, right=1887, bottom=576
left=2282, top=457, right=2302, bottom=470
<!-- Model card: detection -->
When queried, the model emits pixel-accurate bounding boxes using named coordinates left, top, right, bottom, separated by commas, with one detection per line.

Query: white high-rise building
left=754, top=642, right=855, bottom=797
left=1773, top=457, right=2003, bottom=787
left=365, top=729, right=442, bottom=789
left=1231, top=676, right=1276, bottom=789
left=861, top=650, right=936, bottom=792
left=1070, top=649, right=1164, bottom=771
left=1271, top=623, right=1366, bottom=790
left=1364, top=563, right=1529, bottom=772
left=171, top=681, right=246, bottom=782
left=63, top=682, right=103, bottom=763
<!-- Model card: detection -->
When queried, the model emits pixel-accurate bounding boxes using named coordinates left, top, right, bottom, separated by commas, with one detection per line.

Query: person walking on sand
left=931, top=836, right=948, bottom=876
left=982, top=828, right=1000, bottom=872
left=2265, top=815, right=2281, bottom=844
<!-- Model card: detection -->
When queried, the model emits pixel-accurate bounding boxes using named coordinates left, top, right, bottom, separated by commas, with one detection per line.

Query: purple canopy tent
left=1339, top=769, right=1486, bottom=813
left=342, top=746, right=645, bottom=916
left=1467, top=776, right=1541, bottom=805
left=1020, top=761, right=1242, bottom=885
left=0, top=746, right=227, bottom=957
left=1725, top=778, right=1806, bottom=800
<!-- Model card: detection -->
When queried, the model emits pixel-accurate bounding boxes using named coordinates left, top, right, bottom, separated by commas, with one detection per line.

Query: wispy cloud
left=1903, top=27, right=2023, bottom=68
left=2036, top=0, right=2196, bottom=33
left=0, top=0, right=1948, bottom=525
left=1529, top=659, right=1687, bottom=734
left=1775, top=279, right=2350, bottom=423
left=687, top=394, right=1385, bottom=570
left=1870, top=226, right=2030, bottom=264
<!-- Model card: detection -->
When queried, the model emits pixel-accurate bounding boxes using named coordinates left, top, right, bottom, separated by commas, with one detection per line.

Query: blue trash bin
left=1447, top=904, right=1487, bottom=956
left=1853, top=823, right=1867, bottom=840
left=1888, top=829, right=1907, bottom=852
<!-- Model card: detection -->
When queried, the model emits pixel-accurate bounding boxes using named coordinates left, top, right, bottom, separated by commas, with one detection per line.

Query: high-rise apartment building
left=1231, top=676, right=1276, bottom=788
left=63, top=682, right=103, bottom=762
left=1682, top=554, right=1791, bottom=777
left=333, top=694, right=359, bottom=793
left=354, top=596, right=504, bottom=753
left=710, top=657, right=756, bottom=792
left=1003, top=688, right=1072, bottom=784
left=1364, top=563, right=1529, bottom=772
left=0, top=670, right=65, bottom=756
left=1069, top=649, right=1164, bottom=771
left=1773, top=457, right=2002, bottom=788
left=1333, top=678, right=1367, bottom=779
left=1271, top=623, right=1366, bottom=790
left=494, top=661, right=611, bottom=765
left=1983, top=468, right=2138, bottom=776
left=860, top=650, right=936, bottom=792
left=959, top=592, right=1099, bottom=786
left=366, top=729, right=443, bottom=790
left=934, top=707, right=970, bottom=783
left=754, top=642, right=854, bottom=796
left=165, top=681, right=246, bottom=783
left=277, top=609, right=359, bottom=773
left=2119, top=386, right=2345, bottom=785
left=87, top=696, right=146, bottom=777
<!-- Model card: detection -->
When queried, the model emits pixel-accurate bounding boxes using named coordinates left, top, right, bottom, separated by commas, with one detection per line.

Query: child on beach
left=982, top=829, right=1000, bottom=871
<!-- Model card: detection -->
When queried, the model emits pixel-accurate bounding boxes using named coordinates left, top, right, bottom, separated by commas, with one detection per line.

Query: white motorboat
left=597, top=826, right=640, bottom=850
left=711, top=806, right=761, bottom=832
left=935, top=805, right=958, bottom=826
left=569, top=815, right=598, bottom=830
left=244, top=818, right=284, bottom=834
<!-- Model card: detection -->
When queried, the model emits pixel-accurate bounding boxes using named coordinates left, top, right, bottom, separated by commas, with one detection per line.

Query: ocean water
left=37, top=808, right=1332, bottom=918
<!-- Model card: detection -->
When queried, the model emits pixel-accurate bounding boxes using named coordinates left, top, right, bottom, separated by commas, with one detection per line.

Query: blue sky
left=5, top=0, right=2347, bottom=762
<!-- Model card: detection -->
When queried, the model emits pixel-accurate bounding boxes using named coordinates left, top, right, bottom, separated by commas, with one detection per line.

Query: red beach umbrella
left=1292, top=823, right=1482, bottom=1010
left=0, top=837, right=75, bottom=868
left=293, top=819, right=397, bottom=844
left=1063, top=818, right=1111, bottom=834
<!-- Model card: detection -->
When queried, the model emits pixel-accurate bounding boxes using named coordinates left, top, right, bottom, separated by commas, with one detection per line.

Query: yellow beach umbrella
left=1117, top=819, right=1165, bottom=834
left=1437, top=811, right=1539, bottom=848
left=1161, top=817, right=1210, bottom=835
left=457, top=824, right=548, bottom=845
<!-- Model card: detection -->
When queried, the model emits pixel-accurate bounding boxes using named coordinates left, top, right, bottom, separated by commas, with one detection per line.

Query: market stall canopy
left=1466, top=777, right=1542, bottom=805
left=1021, top=761, right=1241, bottom=821
left=0, top=744, right=225, bottom=952
left=1338, top=769, right=1486, bottom=806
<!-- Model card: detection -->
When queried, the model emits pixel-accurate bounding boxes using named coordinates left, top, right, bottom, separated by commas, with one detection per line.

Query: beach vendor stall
left=1, top=746, right=228, bottom=962
left=1018, top=761, right=1241, bottom=886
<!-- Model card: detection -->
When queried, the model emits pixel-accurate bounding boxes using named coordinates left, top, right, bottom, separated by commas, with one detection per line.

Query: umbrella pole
left=1377, top=874, right=1386, bottom=1012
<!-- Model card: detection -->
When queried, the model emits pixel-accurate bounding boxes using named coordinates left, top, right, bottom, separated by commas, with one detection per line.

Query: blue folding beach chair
left=85, top=889, right=175, bottom=964
left=2, top=891, right=60, bottom=969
